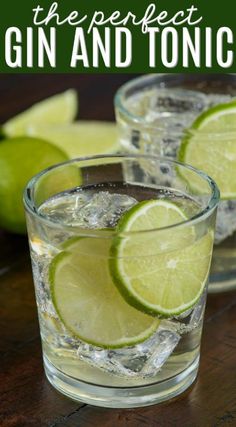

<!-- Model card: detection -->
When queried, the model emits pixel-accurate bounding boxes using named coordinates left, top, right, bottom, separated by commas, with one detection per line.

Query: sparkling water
left=124, top=88, right=232, bottom=138
left=118, top=88, right=236, bottom=289
left=28, top=184, right=207, bottom=387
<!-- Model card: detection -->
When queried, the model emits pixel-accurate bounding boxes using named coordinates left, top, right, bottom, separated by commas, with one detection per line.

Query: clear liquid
left=118, top=88, right=236, bottom=290
left=29, top=183, right=207, bottom=387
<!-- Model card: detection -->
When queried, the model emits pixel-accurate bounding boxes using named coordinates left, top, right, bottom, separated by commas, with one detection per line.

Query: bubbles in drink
left=30, top=184, right=206, bottom=384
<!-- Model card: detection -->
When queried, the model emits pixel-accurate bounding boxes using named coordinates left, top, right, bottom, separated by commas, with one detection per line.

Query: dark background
left=0, top=74, right=236, bottom=427
left=0, top=74, right=138, bottom=122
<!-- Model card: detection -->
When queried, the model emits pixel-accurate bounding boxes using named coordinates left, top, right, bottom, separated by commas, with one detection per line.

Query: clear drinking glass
left=115, top=74, right=236, bottom=292
left=24, top=155, right=219, bottom=408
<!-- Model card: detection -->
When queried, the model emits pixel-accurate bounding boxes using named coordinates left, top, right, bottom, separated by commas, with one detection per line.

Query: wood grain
left=0, top=74, right=236, bottom=427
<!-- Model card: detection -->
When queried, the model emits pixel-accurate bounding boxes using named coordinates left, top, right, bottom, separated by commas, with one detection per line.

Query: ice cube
left=161, top=136, right=182, bottom=158
left=39, top=191, right=90, bottom=223
left=148, top=88, right=206, bottom=114
left=138, top=328, right=180, bottom=377
left=144, top=88, right=207, bottom=131
left=70, top=192, right=137, bottom=228
left=169, top=289, right=206, bottom=334
left=77, top=326, right=180, bottom=378
left=30, top=254, right=51, bottom=312
left=132, top=89, right=206, bottom=159
left=39, top=191, right=137, bottom=229
left=189, top=291, right=206, bottom=328
left=215, top=200, right=236, bottom=244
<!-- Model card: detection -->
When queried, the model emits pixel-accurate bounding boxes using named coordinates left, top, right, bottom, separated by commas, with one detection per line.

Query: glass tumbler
left=115, top=74, right=236, bottom=292
left=24, top=154, right=219, bottom=408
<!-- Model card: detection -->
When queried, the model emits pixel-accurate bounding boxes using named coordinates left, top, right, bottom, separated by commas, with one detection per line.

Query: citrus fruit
left=3, top=89, right=77, bottom=137
left=0, top=137, right=68, bottom=233
left=50, top=237, right=159, bottom=348
left=110, top=200, right=213, bottom=317
left=27, top=121, right=119, bottom=158
left=178, top=100, right=236, bottom=199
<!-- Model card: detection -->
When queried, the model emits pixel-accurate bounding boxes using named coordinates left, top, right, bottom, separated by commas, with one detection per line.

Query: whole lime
left=0, top=137, right=68, bottom=234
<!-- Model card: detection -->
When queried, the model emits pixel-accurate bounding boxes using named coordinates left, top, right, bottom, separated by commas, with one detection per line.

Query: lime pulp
left=50, top=237, right=159, bottom=349
left=110, top=200, right=213, bottom=317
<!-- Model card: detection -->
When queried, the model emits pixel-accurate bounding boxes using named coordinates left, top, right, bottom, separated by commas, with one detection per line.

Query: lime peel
left=178, top=99, right=236, bottom=199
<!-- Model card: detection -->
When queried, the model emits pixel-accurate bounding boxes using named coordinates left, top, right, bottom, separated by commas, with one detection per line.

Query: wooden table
left=0, top=75, right=236, bottom=427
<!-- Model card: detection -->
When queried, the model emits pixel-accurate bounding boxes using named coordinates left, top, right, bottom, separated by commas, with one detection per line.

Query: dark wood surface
left=0, top=75, right=236, bottom=427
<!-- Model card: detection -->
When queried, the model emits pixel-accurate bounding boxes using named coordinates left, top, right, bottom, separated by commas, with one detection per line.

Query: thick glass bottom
left=44, top=355, right=199, bottom=408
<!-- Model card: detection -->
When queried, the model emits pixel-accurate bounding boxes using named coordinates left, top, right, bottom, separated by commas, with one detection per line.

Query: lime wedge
left=110, top=200, right=213, bottom=317
left=178, top=100, right=236, bottom=199
left=50, top=237, right=159, bottom=349
left=3, top=89, right=78, bottom=137
left=27, top=121, right=119, bottom=158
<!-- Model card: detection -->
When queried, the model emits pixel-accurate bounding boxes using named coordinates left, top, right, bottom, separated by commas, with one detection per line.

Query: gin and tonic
left=24, top=155, right=218, bottom=407
left=115, top=74, right=236, bottom=292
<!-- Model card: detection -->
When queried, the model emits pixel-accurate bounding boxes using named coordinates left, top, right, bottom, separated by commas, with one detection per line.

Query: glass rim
left=114, top=73, right=236, bottom=137
left=23, top=154, right=219, bottom=237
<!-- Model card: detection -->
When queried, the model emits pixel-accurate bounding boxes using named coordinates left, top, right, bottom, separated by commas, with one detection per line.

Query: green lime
left=178, top=100, right=236, bottom=199
left=110, top=200, right=213, bottom=317
left=27, top=121, right=119, bottom=158
left=50, top=237, right=159, bottom=349
left=3, top=90, right=78, bottom=137
left=0, top=137, right=68, bottom=234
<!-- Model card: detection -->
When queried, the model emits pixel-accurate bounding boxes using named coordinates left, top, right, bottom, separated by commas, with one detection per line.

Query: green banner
left=0, top=0, right=235, bottom=73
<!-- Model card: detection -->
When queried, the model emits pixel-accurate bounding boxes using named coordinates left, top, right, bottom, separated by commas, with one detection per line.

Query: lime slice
left=3, top=89, right=78, bottom=137
left=50, top=237, right=159, bottom=348
left=178, top=100, right=236, bottom=199
left=110, top=200, right=213, bottom=317
left=27, top=121, right=119, bottom=158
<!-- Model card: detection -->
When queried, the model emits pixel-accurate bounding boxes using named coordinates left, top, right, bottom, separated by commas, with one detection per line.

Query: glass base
left=44, top=355, right=199, bottom=408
